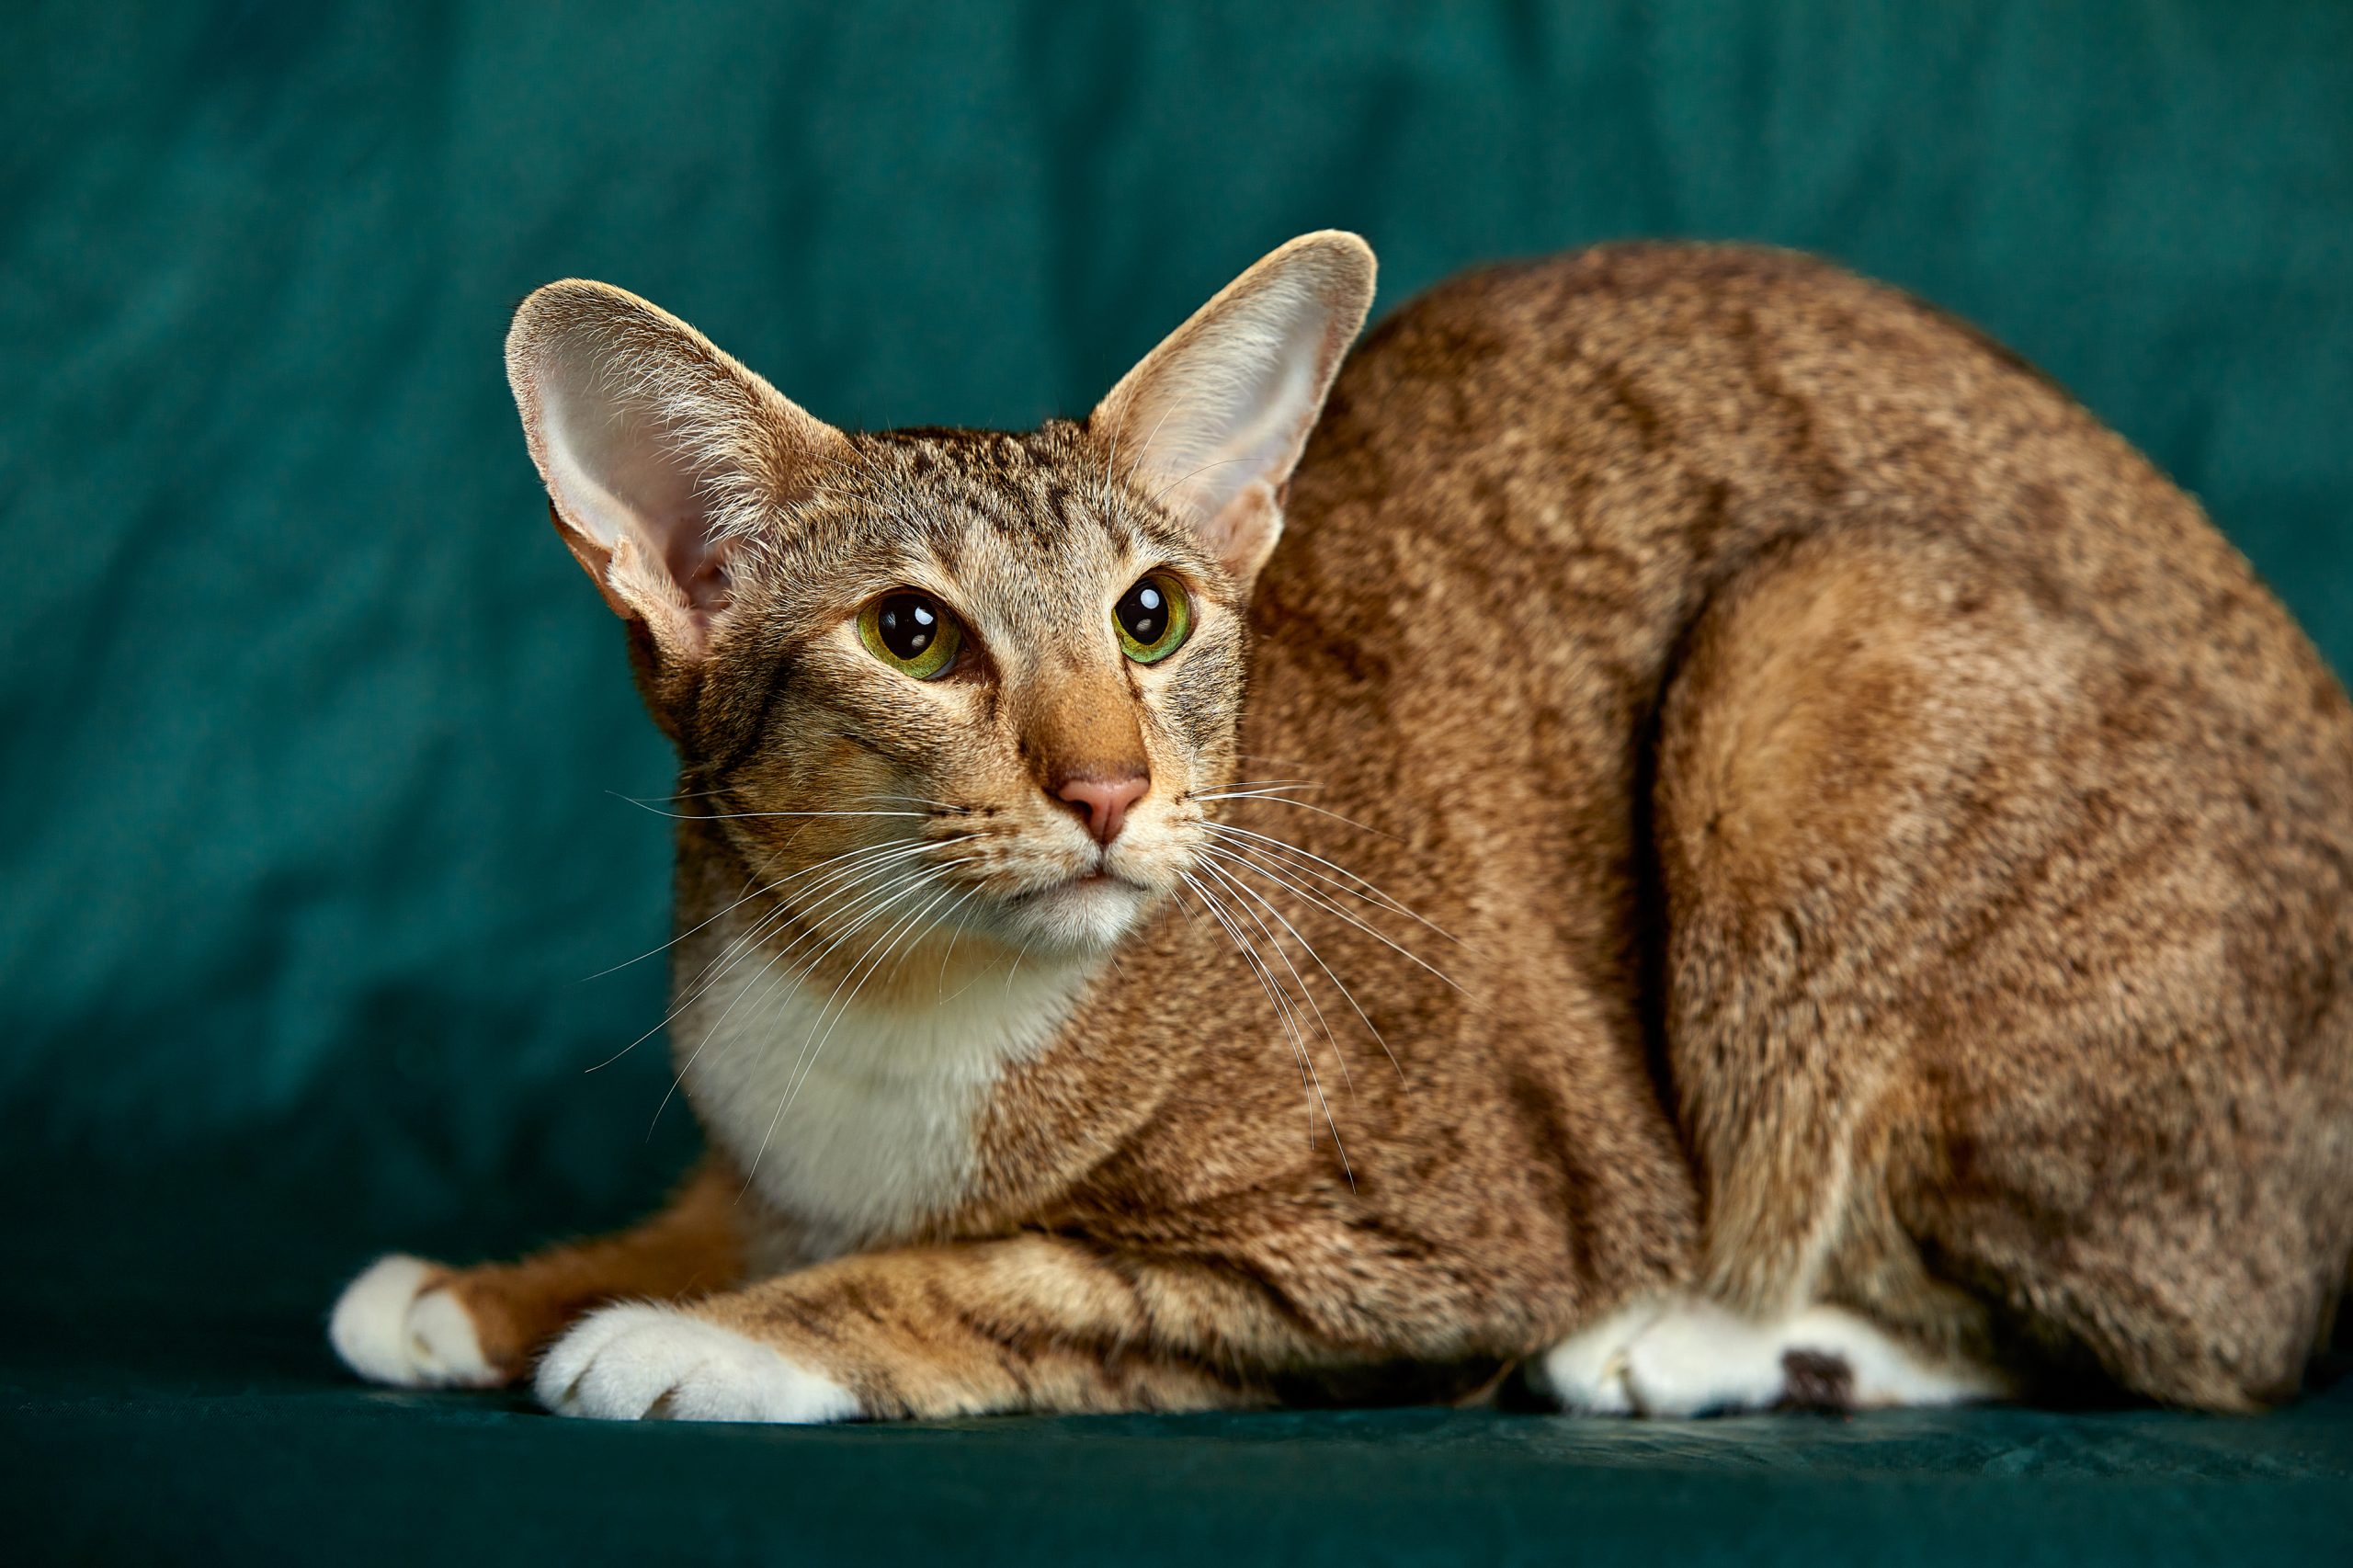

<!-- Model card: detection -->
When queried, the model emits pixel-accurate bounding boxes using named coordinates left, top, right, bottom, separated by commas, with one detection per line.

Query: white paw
left=1529, top=1300, right=1661, bottom=1415
left=535, top=1303, right=859, bottom=1424
left=1536, top=1295, right=2006, bottom=1418
left=1617, top=1300, right=1788, bottom=1416
left=328, top=1254, right=499, bottom=1389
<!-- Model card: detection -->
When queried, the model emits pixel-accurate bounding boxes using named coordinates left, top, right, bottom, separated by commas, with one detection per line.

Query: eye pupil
left=1117, top=580, right=1168, bottom=645
left=877, top=594, right=938, bottom=659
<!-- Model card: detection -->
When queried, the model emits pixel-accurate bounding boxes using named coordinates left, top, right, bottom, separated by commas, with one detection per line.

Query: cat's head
left=506, top=233, right=1374, bottom=960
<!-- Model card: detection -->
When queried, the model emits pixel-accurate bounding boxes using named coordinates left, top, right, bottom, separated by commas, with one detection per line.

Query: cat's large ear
left=1090, top=232, right=1376, bottom=587
left=506, top=281, right=848, bottom=665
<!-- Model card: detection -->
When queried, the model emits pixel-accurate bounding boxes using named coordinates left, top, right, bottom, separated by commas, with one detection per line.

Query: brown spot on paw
left=1777, top=1348, right=1855, bottom=1413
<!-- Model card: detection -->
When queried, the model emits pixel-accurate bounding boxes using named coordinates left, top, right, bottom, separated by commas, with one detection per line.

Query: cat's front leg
left=535, top=1233, right=1285, bottom=1423
left=329, top=1157, right=746, bottom=1388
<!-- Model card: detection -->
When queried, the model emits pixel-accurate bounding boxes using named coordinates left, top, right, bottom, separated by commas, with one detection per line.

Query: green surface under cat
left=3, top=1173, right=2347, bottom=1566
left=8, top=1303, right=2348, bottom=1565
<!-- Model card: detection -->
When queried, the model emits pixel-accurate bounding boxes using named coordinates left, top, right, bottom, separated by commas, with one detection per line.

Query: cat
left=331, top=233, right=2353, bottom=1421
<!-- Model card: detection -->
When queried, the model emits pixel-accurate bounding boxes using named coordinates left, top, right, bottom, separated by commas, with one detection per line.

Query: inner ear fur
left=506, top=280, right=848, bottom=667
left=1089, top=232, right=1377, bottom=586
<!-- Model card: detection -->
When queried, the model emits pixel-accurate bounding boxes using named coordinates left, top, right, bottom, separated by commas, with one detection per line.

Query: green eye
left=858, top=591, right=964, bottom=679
left=1114, top=573, right=1193, bottom=664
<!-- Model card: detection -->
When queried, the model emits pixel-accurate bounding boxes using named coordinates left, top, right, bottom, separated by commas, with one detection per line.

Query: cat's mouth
left=988, top=858, right=1162, bottom=954
left=1009, top=867, right=1147, bottom=901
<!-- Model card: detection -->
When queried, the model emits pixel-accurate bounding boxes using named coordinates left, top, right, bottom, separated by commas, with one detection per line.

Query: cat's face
left=690, top=427, right=1250, bottom=956
left=506, top=233, right=1374, bottom=964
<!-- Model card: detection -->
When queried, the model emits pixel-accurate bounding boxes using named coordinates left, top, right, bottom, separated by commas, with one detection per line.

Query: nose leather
left=1020, top=653, right=1152, bottom=846
left=1054, top=772, right=1149, bottom=845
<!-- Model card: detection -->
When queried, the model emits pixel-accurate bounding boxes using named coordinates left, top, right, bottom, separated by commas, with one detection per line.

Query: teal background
left=4, top=3, right=2350, bottom=1561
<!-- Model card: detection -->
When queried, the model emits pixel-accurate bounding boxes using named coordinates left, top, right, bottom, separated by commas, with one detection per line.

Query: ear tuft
left=1091, top=232, right=1376, bottom=585
left=506, top=281, right=846, bottom=665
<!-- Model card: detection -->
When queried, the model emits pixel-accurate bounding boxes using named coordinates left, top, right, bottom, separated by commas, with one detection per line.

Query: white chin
left=999, top=877, right=1153, bottom=953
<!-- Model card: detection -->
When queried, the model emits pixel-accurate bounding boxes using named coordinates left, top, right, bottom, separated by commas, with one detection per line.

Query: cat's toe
left=329, top=1254, right=498, bottom=1389
left=531, top=1301, right=647, bottom=1415
left=1617, top=1300, right=1786, bottom=1417
left=536, top=1304, right=858, bottom=1425
left=1530, top=1300, right=1664, bottom=1415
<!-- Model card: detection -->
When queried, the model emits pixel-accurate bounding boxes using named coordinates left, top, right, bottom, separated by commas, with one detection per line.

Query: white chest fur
left=676, top=926, right=1085, bottom=1257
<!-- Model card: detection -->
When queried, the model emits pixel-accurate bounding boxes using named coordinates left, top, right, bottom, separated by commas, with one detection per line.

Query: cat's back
left=1297, top=240, right=2203, bottom=579
left=1279, top=241, right=2353, bottom=781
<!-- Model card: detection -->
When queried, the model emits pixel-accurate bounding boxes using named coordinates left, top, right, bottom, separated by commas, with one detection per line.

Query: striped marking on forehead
left=847, top=426, right=1145, bottom=566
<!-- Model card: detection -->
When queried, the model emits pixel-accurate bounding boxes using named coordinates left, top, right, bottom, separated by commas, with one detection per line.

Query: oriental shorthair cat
left=333, top=233, right=2353, bottom=1420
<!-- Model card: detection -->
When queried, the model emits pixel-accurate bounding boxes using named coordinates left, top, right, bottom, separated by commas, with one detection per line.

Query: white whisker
left=1199, top=853, right=1405, bottom=1084
left=626, top=843, right=954, bottom=1096
left=1200, top=840, right=1465, bottom=996
left=929, top=887, right=983, bottom=994
left=741, top=875, right=971, bottom=1192
left=610, top=792, right=928, bottom=822
left=1122, top=402, right=1180, bottom=495
left=653, top=858, right=965, bottom=1137
left=1197, top=856, right=1356, bottom=1097
left=1149, top=455, right=1256, bottom=510
left=1182, top=870, right=1353, bottom=1187
left=1196, top=790, right=1398, bottom=840
left=1202, top=822, right=1459, bottom=943
left=579, top=832, right=929, bottom=983
left=662, top=837, right=955, bottom=1023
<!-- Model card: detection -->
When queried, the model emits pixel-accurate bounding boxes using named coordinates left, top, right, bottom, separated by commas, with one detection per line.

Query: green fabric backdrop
left=5, top=3, right=2351, bottom=1562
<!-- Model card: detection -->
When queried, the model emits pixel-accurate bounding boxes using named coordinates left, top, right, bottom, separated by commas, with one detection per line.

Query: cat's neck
left=673, top=902, right=1096, bottom=1250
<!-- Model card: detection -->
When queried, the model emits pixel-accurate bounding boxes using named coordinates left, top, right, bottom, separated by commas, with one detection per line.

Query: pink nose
left=1054, top=772, right=1149, bottom=846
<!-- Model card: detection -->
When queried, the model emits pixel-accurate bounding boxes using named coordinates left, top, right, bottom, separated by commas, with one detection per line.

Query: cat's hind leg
left=1531, top=1297, right=2007, bottom=1416
left=1652, top=521, right=2353, bottom=1409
